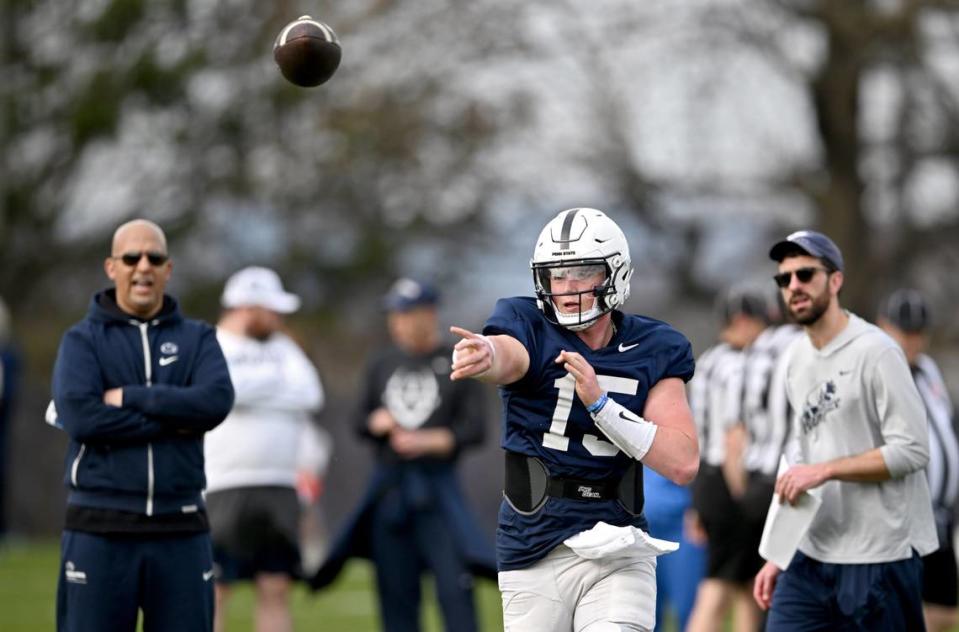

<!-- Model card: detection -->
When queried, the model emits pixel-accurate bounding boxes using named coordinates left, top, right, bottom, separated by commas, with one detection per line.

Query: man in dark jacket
left=311, top=278, right=495, bottom=632
left=48, top=219, right=235, bottom=632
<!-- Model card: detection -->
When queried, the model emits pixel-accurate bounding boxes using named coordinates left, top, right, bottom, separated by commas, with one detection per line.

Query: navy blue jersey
left=483, top=297, right=694, bottom=570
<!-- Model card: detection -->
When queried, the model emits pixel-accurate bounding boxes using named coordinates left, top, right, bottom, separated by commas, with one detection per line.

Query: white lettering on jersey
left=543, top=373, right=639, bottom=456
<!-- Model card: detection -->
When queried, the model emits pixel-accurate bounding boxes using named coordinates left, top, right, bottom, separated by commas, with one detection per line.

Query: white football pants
left=498, top=544, right=657, bottom=632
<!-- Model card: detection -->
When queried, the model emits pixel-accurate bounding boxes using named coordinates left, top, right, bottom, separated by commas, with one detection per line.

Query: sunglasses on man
left=773, top=266, right=830, bottom=289
left=114, top=251, right=169, bottom=267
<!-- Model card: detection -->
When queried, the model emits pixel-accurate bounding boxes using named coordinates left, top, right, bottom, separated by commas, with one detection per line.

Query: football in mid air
left=273, top=15, right=341, bottom=87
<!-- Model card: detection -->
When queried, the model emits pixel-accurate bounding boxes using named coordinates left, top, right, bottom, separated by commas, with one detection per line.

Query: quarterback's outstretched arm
left=449, top=326, right=529, bottom=385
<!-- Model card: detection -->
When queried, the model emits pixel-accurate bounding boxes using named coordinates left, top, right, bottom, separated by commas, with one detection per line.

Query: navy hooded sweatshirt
left=50, top=290, right=234, bottom=530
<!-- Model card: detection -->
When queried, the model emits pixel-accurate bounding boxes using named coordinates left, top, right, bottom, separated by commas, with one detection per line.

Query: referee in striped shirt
left=735, top=299, right=801, bottom=532
left=688, top=288, right=771, bottom=632
left=878, top=289, right=959, bottom=632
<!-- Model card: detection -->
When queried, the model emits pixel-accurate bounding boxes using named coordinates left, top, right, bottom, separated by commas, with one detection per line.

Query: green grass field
left=0, top=540, right=504, bottom=631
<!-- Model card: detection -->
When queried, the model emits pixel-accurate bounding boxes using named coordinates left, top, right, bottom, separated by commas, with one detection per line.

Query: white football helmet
left=530, top=208, right=633, bottom=330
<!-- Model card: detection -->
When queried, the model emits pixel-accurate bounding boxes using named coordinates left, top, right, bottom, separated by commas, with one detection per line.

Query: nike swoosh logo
left=159, top=356, right=178, bottom=367
left=203, top=570, right=215, bottom=581
left=618, top=343, right=639, bottom=352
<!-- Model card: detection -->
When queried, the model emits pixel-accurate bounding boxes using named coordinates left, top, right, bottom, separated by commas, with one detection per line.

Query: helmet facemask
left=532, top=260, right=616, bottom=331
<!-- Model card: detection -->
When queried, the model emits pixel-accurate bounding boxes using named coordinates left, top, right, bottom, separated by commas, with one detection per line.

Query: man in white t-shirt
left=753, top=231, right=937, bottom=631
left=205, top=267, right=325, bottom=632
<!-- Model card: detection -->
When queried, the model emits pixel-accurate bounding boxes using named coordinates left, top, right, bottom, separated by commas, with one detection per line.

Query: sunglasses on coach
left=114, top=251, right=170, bottom=267
left=773, top=267, right=830, bottom=288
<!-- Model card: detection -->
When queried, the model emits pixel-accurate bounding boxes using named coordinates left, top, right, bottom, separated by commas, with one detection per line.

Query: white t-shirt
left=204, top=329, right=325, bottom=493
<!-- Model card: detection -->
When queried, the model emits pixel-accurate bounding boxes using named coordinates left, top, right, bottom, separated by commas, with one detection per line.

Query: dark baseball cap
left=718, top=287, right=772, bottom=325
left=382, top=278, right=439, bottom=312
left=769, top=230, right=844, bottom=272
left=880, top=288, right=930, bottom=332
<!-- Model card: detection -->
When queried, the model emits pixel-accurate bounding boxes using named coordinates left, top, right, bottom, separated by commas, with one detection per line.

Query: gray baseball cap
left=769, top=230, right=844, bottom=272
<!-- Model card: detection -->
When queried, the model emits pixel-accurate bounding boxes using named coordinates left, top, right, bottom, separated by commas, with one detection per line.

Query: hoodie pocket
left=153, top=437, right=205, bottom=495
left=74, top=444, right=148, bottom=493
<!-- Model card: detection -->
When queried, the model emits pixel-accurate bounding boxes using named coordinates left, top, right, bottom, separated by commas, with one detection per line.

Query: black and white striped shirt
left=741, top=324, right=802, bottom=476
left=913, top=354, right=959, bottom=511
left=689, top=342, right=745, bottom=467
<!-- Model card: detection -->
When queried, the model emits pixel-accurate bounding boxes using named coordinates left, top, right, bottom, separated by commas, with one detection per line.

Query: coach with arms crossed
left=754, top=230, right=937, bottom=631
left=48, top=219, right=235, bottom=632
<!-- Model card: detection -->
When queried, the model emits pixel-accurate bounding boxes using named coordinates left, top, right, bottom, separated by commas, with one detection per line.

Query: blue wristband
left=586, top=392, right=609, bottom=415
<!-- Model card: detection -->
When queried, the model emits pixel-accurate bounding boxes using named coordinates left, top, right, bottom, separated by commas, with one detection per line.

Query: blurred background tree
left=697, top=0, right=959, bottom=318
left=1, top=0, right=957, bottom=534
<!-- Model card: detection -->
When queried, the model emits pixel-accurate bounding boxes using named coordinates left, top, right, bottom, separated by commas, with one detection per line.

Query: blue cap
left=383, top=278, right=439, bottom=312
left=769, top=230, right=844, bottom=272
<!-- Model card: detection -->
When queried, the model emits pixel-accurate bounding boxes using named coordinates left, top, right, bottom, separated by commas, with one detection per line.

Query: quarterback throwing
left=451, top=208, right=699, bottom=631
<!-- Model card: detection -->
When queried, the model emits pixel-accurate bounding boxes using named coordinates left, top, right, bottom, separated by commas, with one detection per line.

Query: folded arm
left=53, top=329, right=168, bottom=443
left=123, top=327, right=235, bottom=432
left=227, top=336, right=323, bottom=412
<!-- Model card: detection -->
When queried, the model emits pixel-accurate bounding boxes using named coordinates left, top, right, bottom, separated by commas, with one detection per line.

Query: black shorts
left=691, top=465, right=771, bottom=583
left=923, top=540, right=959, bottom=607
left=206, top=486, right=301, bottom=582
left=740, top=472, right=776, bottom=525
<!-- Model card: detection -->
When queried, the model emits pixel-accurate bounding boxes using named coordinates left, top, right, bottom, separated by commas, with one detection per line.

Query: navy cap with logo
left=769, top=230, right=845, bottom=272
left=383, top=278, right=440, bottom=312
left=880, top=288, right=931, bottom=332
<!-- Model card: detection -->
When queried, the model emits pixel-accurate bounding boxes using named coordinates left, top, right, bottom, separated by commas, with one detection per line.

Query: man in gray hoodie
left=752, top=230, right=937, bottom=631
